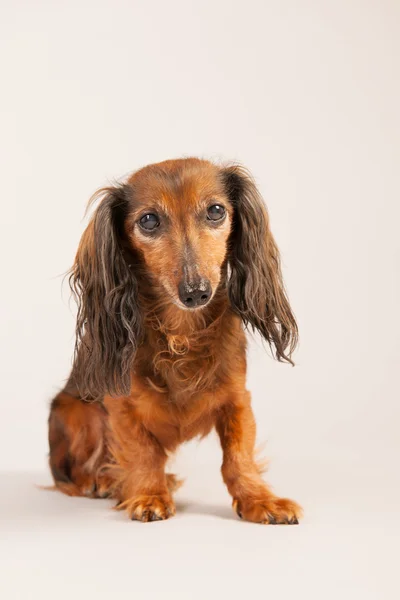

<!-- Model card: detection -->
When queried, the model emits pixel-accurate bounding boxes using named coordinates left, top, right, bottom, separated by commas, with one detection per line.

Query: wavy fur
left=49, top=158, right=302, bottom=525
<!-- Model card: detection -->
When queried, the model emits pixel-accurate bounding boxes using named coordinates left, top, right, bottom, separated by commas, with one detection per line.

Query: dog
left=48, top=157, right=302, bottom=524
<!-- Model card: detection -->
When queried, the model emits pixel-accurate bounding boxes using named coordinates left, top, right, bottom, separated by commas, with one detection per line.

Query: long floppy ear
left=222, top=165, right=298, bottom=364
left=69, top=184, right=142, bottom=399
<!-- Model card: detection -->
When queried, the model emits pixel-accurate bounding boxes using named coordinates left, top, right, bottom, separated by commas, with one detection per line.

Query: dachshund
left=48, top=157, right=302, bottom=524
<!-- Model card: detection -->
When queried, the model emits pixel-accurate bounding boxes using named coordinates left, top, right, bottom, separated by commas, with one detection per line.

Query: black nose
left=178, top=280, right=212, bottom=308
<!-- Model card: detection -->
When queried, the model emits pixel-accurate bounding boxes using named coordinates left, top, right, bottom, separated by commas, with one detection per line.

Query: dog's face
left=125, top=160, right=233, bottom=309
left=71, top=157, right=298, bottom=398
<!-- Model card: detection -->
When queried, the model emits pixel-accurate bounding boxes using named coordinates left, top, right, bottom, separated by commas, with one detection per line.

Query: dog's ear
left=222, top=165, right=298, bottom=364
left=69, top=184, right=142, bottom=399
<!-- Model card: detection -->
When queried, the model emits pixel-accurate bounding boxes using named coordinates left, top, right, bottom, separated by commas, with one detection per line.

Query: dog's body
left=49, top=158, right=302, bottom=524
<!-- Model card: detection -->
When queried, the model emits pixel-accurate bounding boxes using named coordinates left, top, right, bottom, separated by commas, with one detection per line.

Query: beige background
left=1, top=1, right=399, bottom=599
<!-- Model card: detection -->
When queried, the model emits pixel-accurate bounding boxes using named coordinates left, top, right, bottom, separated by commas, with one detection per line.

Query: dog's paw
left=116, top=493, right=176, bottom=522
left=233, top=495, right=302, bottom=525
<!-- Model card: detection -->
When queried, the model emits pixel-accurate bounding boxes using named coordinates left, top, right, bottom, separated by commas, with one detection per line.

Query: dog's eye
left=207, top=204, right=225, bottom=221
left=139, top=213, right=160, bottom=231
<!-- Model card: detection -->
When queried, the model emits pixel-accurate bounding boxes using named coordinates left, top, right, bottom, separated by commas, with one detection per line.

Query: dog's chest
left=131, top=322, right=247, bottom=448
left=144, top=326, right=239, bottom=396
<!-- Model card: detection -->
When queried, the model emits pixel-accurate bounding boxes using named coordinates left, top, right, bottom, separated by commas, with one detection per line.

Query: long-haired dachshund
left=48, top=158, right=302, bottom=524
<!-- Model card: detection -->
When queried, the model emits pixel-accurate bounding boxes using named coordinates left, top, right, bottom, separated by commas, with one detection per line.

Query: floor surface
left=1, top=458, right=398, bottom=600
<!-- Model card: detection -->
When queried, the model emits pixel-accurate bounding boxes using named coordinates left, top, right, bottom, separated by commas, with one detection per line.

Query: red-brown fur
left=49, top=158, right=302, bottom=524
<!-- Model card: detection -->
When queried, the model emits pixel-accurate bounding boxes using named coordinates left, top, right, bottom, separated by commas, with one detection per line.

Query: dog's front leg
left=106, top=400, right=176, bottom=522
left=216, top=393, right=302, bottom=524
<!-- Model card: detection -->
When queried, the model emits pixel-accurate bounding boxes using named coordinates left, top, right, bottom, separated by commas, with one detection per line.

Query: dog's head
left=70, top=158, right=298, bottom=398
left=126, top=159, right=232, bottom=310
